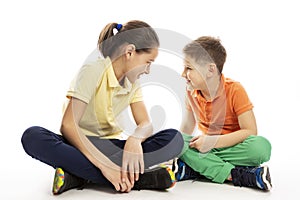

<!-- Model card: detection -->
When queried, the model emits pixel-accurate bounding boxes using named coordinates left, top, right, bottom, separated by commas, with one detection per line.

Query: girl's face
left=125, top=48, right=158, bottom=83
left=181, top=57, right=207, bottom=91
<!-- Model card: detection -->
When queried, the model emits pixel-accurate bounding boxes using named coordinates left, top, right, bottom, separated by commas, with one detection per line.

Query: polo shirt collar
left=191, top=74, right=225, bottom=102
left=105, top=57, right=132, bottom=94
left=116, top=77, right=132, bottom=95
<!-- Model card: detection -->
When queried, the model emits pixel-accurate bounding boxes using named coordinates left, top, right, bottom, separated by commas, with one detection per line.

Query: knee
left=166, top=128, right=184, bottom=143
left=21, top=126, right=42, bottom=151
left=172, top=129, right=184, bottom=156
left=160, top=128, right=184, bottom=155
left=247, top=136, right=272, bottom=164
left=158, top=128, right=182, bottom=139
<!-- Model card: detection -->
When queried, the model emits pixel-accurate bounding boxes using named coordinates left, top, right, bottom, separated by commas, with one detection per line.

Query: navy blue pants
left=21, top=126, right=183, bottom=185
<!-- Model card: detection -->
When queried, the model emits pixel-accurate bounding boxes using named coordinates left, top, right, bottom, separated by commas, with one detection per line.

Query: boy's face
left=181, top=56, right=207, bottom=91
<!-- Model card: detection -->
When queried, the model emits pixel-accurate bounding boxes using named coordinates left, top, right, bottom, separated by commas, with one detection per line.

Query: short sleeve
left=130, top=82, right=144, bottom=103
left=231, top=82, right=253, bottom=116
left=67, top=62, right=105, bottom=104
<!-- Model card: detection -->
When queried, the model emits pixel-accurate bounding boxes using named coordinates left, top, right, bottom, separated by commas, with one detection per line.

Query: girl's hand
left=122, top=137, right=144, bottom=185
left=99, top=162, right=133, bottom=192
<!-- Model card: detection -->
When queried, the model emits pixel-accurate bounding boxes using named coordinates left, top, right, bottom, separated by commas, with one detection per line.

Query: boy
left=174, top=36, right=272, bottom=191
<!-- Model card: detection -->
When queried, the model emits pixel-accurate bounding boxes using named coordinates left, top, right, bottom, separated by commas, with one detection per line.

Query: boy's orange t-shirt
left=186, top=74, right=253, bottom=135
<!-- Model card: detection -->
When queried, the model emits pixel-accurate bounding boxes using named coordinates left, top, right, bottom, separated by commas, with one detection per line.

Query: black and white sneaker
left=231, top=166, right=272, bottom=191
left=172, top=158, right=201, bottom=181
left=133, top=165, right=176, bottom=190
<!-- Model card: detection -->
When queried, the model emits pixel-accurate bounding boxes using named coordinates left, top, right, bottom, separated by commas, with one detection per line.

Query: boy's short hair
left=183, top=36, right=227, bottom=73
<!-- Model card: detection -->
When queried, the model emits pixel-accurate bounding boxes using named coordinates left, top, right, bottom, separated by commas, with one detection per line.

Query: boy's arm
left=180, top=108, right=196, bottom=135
left=214, top=109, right=257, bottom=148
left=189, top=109, right=257, bottom=152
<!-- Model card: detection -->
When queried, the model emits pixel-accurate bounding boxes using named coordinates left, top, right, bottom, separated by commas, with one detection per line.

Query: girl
left=21, top=20, right=183, bottom=194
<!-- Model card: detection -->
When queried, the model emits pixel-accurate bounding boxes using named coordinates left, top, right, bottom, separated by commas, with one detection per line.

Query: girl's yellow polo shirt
left=66, top=57, right=143, bottom=139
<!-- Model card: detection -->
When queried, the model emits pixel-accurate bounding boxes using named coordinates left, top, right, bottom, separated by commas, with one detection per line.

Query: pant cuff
left=212, top=162, right=234, bottom=183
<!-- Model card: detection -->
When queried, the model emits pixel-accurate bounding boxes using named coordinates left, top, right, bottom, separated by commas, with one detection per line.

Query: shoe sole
left=52, top=168, right=65, bottom=195
left=261, top=166, right=272, bottom=190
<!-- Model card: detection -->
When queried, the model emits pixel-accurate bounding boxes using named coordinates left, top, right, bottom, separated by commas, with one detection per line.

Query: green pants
left=179, top=134, right=272, bottom=183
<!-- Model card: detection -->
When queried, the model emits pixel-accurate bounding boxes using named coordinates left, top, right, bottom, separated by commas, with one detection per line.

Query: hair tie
left=116, top=24, right=123, bottom=31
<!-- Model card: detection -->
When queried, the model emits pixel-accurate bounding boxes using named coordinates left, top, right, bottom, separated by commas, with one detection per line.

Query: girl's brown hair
left=98, top=20, right=159, bottom=59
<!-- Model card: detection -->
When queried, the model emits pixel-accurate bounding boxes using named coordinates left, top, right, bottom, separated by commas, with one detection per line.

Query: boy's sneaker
left=133, top=165, right=176, bottom=190
left=172, top=158, right=201, bottom=181
left=52, top=168, right=87, bottom=195
left=231, top=166, right=272, bottom=191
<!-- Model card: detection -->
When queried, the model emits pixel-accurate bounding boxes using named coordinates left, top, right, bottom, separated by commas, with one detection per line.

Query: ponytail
left=98, top=23, right=118, bottom=57
left=97, top=20, right=159, bottom=59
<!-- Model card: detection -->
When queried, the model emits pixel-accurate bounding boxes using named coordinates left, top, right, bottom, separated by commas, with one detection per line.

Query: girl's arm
left=60, top=97, right=132, bottom=192
left=121, top=101, right=152, bottom=184
left=129, top=101, right=153, bottom=141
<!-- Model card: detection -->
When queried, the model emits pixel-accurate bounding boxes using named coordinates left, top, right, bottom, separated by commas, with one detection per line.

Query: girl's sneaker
left=52, top=168, right=87, bottom=195
left=133, top=165, right=176, bottom=190
left=53, top=165, right=175, bottom=194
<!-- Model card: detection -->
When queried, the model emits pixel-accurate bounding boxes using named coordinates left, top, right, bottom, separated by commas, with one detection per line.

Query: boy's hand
left=189, top=135, right=217, bottom=153
left=189, top=135, right=204, bottom=151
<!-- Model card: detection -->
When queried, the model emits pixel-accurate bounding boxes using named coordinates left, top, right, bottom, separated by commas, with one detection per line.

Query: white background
left=1, top=0, right=299, bottom=199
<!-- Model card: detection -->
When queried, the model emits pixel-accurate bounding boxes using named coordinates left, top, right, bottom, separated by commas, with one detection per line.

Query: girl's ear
left=125, top=44, right=136, bottom=59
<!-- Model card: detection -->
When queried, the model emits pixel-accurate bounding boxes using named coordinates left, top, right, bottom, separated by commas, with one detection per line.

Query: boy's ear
left=207, top=63, right=216, bottom=77
left=208, top=63, right=216, bottom=72
left=125, top=44, right=136, bottom=59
